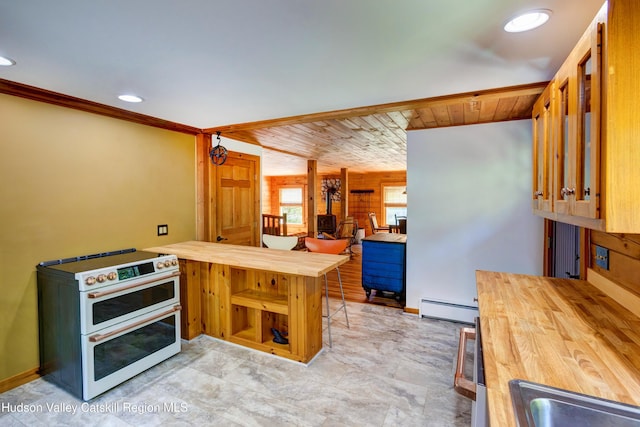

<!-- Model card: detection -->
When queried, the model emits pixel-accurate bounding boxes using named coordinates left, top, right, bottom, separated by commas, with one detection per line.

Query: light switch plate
left=157, top=224, right=168, bottom=236
left=595, top=246, right=609, bottom=270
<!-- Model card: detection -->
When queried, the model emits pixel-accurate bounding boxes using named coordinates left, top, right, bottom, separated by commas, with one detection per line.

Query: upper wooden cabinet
left=553, top=15, right=603, bottom=221
left=533, top=1, right=640, bottom=233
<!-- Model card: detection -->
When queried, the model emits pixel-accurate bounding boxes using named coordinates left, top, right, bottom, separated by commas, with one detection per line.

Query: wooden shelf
left=230, top=289, right=289, bottom=315
left=231, top=326, right=257, bottom=342
left=230, top=317, right=290, bottom=347
left=229, top=333, right=293, bottom=360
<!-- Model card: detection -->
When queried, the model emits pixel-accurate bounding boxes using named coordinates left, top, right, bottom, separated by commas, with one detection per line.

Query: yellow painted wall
left=0, top=94, right=196, bottom=382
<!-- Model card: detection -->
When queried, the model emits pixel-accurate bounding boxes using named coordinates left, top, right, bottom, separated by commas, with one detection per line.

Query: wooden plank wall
left=348, top=171, right=406, bottom=234
left=263, top=175, right=308, bottom=235
left=262, top=171, right=406, bottom=236
left=261, top=176, right=272, bottom=216
left=590, top=231, right=640, bottom=294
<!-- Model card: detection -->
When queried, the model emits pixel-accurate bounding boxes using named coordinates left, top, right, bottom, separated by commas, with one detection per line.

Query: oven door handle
left=87, top=271, right=181, bottom=299
left=88, top=304, right=181, bottom=343
left=454, top=326, right=477, bottom=400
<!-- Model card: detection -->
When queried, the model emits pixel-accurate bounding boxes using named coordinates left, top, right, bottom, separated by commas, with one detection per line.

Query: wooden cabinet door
left=572, top=21, right=602, bottom=220
left=532, top=83, right=553, bottom=213
left=553, top=63, right=573, bottom=216
left=551, top=19, right=602, bottom=220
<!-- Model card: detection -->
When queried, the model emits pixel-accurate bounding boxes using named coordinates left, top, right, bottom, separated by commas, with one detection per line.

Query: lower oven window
left=93, top=280, right=175, bottom=325
left=94, top=315, right=176, bottom=381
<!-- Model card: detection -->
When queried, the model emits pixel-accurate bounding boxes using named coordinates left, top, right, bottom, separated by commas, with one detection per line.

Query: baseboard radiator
left=420, top=299, right=477, bottom=324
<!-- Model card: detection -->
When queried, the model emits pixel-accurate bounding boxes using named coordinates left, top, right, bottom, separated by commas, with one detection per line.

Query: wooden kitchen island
left=144, top=240, right=349, bottom=363
left=476, top=270, right=640, bottom=426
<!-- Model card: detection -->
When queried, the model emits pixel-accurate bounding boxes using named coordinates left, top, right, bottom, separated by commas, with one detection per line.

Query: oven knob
left=107, top=272, right=117, bottom=281
left=171, top=259, right=178, bottom=266
left=164, top=260, right=171, bottom=268
left=85, top=276, right=96, bottom=285
left=96, top=274, right=107, bottom=283
left=157, top=261, right=165, bottom=269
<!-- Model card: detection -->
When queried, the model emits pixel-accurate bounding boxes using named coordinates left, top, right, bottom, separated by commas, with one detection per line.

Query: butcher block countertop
left=476, top=270, right=640, bottom=427
left=144, top=240, right=349, bottom=277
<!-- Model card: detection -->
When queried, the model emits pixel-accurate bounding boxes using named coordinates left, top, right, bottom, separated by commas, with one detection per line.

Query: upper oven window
left=92, top=280, right=175, bottom=325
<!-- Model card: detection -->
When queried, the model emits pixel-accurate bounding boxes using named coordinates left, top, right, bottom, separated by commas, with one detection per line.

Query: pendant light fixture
left=210, top=131, right=228, bottom=165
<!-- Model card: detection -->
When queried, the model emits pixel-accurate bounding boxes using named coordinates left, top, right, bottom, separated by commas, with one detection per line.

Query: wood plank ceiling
left=206, top=82, right=547, bottom=176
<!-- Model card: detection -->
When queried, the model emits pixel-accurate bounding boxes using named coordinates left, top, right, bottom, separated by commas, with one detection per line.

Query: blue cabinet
left=362, top=234, right=406, bottom=302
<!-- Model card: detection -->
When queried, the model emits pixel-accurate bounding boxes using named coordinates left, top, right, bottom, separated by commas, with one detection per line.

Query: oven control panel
left=77, top=254, right=179, bottom=291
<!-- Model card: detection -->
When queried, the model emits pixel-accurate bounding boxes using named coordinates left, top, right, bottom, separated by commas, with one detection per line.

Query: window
left=279, top=187, right=304, bottom=225
left=382, top=185, right=407, bottom=225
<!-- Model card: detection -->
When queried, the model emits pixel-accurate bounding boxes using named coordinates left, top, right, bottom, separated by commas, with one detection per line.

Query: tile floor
left=0, top=301, right=473, bottom=426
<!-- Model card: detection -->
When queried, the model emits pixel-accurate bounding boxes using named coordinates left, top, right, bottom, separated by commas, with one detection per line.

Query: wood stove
left=317, top=214, right=336, bottom=234
left=318, top=186, right=337, bottom=234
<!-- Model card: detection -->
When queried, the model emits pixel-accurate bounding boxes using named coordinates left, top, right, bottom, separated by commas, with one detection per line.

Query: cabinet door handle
left=533, top=191, right=543, bottom=197
left=561, top=187, right=576, bottom=197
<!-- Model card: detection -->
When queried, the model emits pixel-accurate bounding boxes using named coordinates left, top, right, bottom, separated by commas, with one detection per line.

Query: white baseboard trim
left=420, top=298, right=477, bottom=324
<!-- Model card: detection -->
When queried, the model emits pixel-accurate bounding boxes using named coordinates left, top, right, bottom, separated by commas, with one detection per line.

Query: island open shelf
left=231, top=290, right=289, bottom=315
left=145, top=240, right=349, bottom=363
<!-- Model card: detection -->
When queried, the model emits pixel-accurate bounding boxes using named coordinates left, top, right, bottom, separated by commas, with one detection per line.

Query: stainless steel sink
left=509, top=379, right=640, bottom=427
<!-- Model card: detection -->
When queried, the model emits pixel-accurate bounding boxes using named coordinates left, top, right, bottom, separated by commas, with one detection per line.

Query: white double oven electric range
left=37, top=248, right=181, bottom=401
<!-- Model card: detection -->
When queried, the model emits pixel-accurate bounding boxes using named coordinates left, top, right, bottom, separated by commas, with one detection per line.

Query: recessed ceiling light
left=504, top=9, right=551, bottom=33
left=0, top=56, right=16, bottom=66
left=118, top=94, right=144, bottom=103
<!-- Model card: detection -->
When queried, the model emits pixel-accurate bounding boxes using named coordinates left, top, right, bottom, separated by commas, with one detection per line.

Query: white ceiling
left=1, top=0, right=605, bottom=174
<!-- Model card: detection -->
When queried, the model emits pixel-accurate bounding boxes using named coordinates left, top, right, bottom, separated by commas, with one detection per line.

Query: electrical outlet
left=157, top=224, right=168, bottom=236
left=595, top=246, right=609, bottom=270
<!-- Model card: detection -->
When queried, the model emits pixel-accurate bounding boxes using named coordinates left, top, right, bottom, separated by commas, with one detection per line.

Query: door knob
left=216, top=236, right=227, bottom=242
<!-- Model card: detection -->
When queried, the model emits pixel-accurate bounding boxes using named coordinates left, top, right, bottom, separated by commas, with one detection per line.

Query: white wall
left=405, top=121, right=543, bottom=311
left=225, top=138, right=263, bottom=157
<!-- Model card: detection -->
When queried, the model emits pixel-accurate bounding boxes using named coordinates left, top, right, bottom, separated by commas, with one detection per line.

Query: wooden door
left=214, top=151, right=260, bottom=245
left=195, top=134, right=260, bottom=246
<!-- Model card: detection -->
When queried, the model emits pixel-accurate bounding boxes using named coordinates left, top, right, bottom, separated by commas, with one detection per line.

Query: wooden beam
left=341, top=168, right=349, bottom=220
left=307, top=160, right=318, bottom=237
left=196, top=133, right=212, bottom=241
left=204, top=82, right=548, bottom=133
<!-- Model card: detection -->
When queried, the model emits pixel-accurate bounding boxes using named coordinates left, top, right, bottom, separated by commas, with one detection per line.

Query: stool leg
left=336, top=267, right=349, bottom=328
left=324, top=273, right=332, bottom=348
